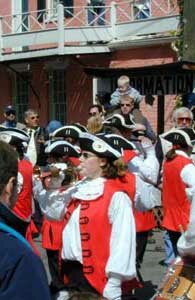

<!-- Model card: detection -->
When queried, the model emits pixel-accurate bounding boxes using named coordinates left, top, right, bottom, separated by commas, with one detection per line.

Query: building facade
left=0, top=0, right=193, bottom=132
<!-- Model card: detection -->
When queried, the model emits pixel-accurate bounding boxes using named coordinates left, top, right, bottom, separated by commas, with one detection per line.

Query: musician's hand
left=46, top=172, right=65, bottom=190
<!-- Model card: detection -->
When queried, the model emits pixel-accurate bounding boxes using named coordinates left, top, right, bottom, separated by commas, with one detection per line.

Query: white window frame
left=45, top=0, right=60, bottom=21
left=48, top=69, right=67, bottom=125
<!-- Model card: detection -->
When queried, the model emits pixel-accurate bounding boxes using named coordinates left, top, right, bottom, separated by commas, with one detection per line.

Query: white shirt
left=175, top=150, right=195, bottom=257
left=37, top=177, right=137, bottom=299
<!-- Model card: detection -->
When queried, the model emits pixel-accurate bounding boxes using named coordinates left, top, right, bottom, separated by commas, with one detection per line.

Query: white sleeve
left=177, top=194, right=195, bottom=257
left=37, top=185, right=78, bottom=220
left=130, top=146, right=159, bottom=184
left=105, top=192, right=136, bottom=279
left=181, top=164, right=195, bottom=202
left=103, top=191, right=136, bottom=299
left=177, top=164, right=195, bottom=257
left=134, top=175, right=161, bottom=210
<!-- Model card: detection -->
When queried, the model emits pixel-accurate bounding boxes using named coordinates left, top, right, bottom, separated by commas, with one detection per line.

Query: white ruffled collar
left=73, top=177, right=105, bottom=200
left=176, top=150, right=191, bottom=159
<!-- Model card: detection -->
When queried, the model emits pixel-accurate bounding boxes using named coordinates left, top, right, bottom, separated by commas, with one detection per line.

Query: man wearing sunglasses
left=119, top=95, right=156, bottom=142
left=172, top=106, right=193, bottom=129
left=24, top=108, right=49, bottom=167
left=24, top=109, right=49, bottom=238
left=1, top=105, right=25, bottom=130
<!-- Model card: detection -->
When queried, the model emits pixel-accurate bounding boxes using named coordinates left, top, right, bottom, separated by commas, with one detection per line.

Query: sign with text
left=129, top=73, right=195, bottom=95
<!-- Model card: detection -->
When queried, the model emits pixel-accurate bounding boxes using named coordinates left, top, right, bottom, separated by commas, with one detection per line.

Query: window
left=13, top=72, right=29, bottom=122
left=133, top=0, right=151, bottom=20
left=47, top=0, right=59, bottom=10
left=44, top=0, right=73, bottom=20
left=48, top=70, right=66, bottom=124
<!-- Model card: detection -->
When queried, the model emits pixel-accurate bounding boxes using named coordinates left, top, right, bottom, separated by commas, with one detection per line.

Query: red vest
left=123, top=150, right=137, bottom=164
left=162, top=154, right=191, bottom=232
left=41, top=218, right=65, bottom=250
left=13, top=160, right=33, bottom=220
left=115, top=172, right=156, bottom=231
left=63, top=179, right=137, bottom=295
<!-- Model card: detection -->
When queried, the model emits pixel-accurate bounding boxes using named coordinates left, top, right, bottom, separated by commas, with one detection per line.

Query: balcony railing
left=0, top=0, right=179, bottom=59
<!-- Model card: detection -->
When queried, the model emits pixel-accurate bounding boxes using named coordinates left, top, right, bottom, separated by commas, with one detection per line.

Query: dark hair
left=101, top=158, right=127, bottom=179
left=165, top=148, right=177, bottom=160
left=89, top=104, right=103, bottom=114
left=0, top=141, right=18, bottom=194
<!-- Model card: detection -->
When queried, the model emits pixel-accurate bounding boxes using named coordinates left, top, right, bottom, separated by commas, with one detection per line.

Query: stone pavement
left=35, top=228, right=168, bottom=300
left=134, top=228, right=167, bottom=300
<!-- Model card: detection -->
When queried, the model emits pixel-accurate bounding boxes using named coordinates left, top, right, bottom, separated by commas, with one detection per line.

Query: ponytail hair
left=165, top=144, right=187, bottom=160
left=101, top=157, right=127, bottom=179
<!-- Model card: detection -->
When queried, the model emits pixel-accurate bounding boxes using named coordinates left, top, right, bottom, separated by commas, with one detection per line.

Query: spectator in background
left=119, top=95, right=156, bottom=142
left=24, top=109, right=49, bottom=237
left=24, top=109, right=49, bottom=167
left=110, top=75, right=143, bottom=108
left=47, top=120, right=63, bottom=138
left=88, top=104, right=105, bottom=119
left=172, top=106, right=193, bottom=129
left=1, top=105, right=25, bottom=130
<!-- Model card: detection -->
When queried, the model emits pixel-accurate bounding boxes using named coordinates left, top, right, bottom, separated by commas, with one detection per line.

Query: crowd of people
left=1, top=75, right=195, bottom=300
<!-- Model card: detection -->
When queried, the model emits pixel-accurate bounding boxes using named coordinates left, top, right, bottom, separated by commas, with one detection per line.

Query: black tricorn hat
left=45, top=140, right=80, bottom=157
left=79, top=132, right=121, bottom=160
left=105, top=133, right=136, bottom=151
left=103, top=114, right=135, bottom=130
left=0, top=128, right=29, bottom=145
left=161, top=128, right=195, bottom=148
left=52, top=123, right=87, bottom=139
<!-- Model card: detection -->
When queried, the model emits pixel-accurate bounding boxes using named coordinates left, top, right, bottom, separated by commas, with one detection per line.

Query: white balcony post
left=111, top=1, right=117, bottom=40
left=93, top=78, right=98, bottom=103
left=0, top=17, right=3, bottom=60
left=57, top=3, right=65, bottom=55
left=167, top=0, right=170, bottom=14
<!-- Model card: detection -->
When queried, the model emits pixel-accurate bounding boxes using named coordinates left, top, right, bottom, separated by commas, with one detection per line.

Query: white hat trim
left=45, top=140, right=79, bottom=154
left=0, top=130, right=29, bottom=142
left=0, top=133, right=12, bottom=143
left=103, top=114, right=135, bottom=129
left=80, top=132, right=121, bottom=158
left=52, top=125, right=82, bottom=137
left=105, top=133, right=136, bottom=149
left=162, top=129, right=192, bottom=147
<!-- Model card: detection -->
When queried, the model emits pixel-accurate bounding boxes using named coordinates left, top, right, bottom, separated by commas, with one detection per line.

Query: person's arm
left=128, top=87, right=143, bottom=104
left=110, top=90, right=120, bottom=107
left=37, top=185, right=78, bottom=220
left=134, top=174, right=161, bottom=210
left=131, top=140, right=160, bottom=184
left=177, top=164, right=195, bottom=257
left=103, top=192, right=136, bottom=299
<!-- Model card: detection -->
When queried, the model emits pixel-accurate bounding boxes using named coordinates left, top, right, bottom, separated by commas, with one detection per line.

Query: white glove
left=103, top=277, right=121, bottom=300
